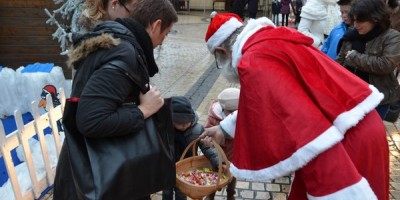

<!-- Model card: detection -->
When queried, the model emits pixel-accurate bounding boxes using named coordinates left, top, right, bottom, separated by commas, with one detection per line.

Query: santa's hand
left=138, top=86, right=164, bottom=119
left=199, top=125, right=225, bottom=147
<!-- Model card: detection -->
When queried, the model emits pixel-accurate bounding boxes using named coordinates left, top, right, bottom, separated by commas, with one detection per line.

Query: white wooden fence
left=0, top=88, right=65, bottom=200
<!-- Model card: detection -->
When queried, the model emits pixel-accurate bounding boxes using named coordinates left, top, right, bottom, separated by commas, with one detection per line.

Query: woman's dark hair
left=337, top=0, right=352, bottom=6
left=129, top=0, right=178, bottom=32
left=349, top=0, right=391, bottom=30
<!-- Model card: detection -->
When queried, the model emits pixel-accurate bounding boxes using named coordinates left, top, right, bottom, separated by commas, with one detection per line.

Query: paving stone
left=390, top=190, right=400, bottom=200
left=391, top=175, right=400, bottom=182
left=272, top=193, right=288, bottom=200
left=251, top=182, right=265, bottom=191
left=239, top=190, right=254, bottom=199
left=266, top=183, right=281, bottom=192
left=274, top=177, right=291, bottom=184
left=236, top=181, right=250, bottom=189
left=281, top=184, right=292, bottom=193
left=255, top=191, right=271, bottom=199
left=391, top=182, right=400, bottom=190
left=391, top=169, right=400, bottom=176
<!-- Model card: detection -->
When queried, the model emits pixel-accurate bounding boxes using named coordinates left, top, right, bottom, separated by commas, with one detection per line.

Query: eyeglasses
left=119, top=0, right=130, bottom=13
left=214, top=52, right=222, bottom=69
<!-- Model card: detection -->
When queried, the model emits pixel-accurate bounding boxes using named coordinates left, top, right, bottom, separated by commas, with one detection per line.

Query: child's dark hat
left=171, top=96, right=195, bottom=124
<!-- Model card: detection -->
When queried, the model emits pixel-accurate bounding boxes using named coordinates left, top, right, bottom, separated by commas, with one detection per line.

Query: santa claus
left=200, top=13, right=389, bottom=200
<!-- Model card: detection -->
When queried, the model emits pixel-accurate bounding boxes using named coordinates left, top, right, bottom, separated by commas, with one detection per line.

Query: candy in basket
left=175, top=138, right=232, bottom=200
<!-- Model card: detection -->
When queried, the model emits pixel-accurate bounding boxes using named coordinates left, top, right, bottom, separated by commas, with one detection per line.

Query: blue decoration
left=21, top=63, right=54, bottom=73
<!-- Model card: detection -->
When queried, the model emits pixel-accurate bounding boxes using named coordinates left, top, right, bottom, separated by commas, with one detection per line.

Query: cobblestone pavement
left=43, top=11, right=400, bottom=200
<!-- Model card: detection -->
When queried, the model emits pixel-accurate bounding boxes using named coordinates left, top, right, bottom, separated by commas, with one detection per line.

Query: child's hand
left=214, top=164, right=227, bottom=173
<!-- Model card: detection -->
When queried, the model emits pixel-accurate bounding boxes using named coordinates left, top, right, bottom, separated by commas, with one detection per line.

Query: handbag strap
left=102, top=60, right=150, bottom=93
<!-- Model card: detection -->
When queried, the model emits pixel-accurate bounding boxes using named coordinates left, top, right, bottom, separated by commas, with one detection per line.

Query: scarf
left=341, top=26, right=383, bottom=82
left=115, top=18, right=159, bottom=77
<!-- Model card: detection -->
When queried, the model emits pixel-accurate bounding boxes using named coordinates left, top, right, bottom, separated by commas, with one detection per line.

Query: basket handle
left=179, top=137, right=231, bottom=190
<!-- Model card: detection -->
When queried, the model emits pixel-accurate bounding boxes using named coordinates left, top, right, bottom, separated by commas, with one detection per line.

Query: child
left=162, top=96, right=220, bottom=200
left=321, top=0, right=351, bottom=60
left=204, top=88, right=240, bottom=200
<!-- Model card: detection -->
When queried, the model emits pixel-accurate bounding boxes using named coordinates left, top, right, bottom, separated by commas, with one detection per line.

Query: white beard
left=218, top=56, right=240, bottom=84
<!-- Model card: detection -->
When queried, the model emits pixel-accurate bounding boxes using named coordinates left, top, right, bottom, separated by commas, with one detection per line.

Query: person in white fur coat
left=297, top=0, right=341, bottom=48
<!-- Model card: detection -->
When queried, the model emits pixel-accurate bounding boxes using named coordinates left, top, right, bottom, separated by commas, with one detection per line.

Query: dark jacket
left=280, top=0, right=292, bottom=15
left=53, top=19, right=160, bottom=200
left=174, top=112, right=220, bottom=170
left=337, top=28, right=400, bottom=105
left=271, top=0, right=281, bottom=15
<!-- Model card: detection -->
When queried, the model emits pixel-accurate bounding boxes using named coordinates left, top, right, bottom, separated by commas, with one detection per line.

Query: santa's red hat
left=205, top=12, right=243, bottom=53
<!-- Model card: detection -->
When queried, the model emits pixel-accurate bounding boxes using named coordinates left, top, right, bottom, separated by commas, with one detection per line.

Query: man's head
left=172, top=96, right=195, bottom=131
left=205, top=13, right=243, bottom=54
left=337, top=0, right=352, bottom=25
left=129, top=0, right=178, bottom=48
left=205, top=12, right=243, bottom=84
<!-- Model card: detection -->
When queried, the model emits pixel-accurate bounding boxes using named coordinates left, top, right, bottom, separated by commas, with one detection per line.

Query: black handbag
left=63, top=97, right=176, bottom=200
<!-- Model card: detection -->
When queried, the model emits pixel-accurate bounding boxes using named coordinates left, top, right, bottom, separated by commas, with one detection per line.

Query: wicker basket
left=176, top=138, right=232, bottom=200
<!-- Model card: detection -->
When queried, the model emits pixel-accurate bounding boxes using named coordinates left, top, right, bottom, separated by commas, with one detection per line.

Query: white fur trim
left=231, top=125, right=343, bottom=181
left=334, top=85, right=383, bottom=134
left=232, top=17, right=276, bottom=70
left=230, top=85, right=383, bottom=181
left=307, top=178, right=377, bottom=200
left=207, top=18, right=243, bottom=53
left=210, top=11, right=218, bottom=18
left=220, top=111, right=237, bottom=138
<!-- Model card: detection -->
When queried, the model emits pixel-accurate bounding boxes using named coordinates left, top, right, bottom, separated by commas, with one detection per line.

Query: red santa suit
left=206, top=15, right=389, bottom=200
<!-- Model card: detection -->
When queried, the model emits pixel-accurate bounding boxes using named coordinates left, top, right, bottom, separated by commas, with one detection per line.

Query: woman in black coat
left=53, top=0, right=178, bottom=199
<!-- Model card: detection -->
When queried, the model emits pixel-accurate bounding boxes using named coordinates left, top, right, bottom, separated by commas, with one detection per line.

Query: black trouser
left=281, top=13, right=289, bottom=26
left=162, top=187, right=187, bottom=200
left=231, top=0, right=259, bottom=19
left=295, top=12, right=301, bottom=25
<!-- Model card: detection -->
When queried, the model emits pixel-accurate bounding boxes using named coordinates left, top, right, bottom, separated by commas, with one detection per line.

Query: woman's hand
left=346, top=50, right=355, bottom=58
left=138, top=86, right=164, bottom=119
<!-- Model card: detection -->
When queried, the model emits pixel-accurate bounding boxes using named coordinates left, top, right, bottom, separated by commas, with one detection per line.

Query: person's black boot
left=226, top=177, right=237, bottom=200
left=204, top=192, right=215, bottom=200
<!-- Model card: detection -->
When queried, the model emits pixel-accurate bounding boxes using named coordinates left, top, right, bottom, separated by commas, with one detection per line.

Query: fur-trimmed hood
left=67, top=33, right=120, bottom=69
left=67, top=19, right=159, bottom=77
left=67, top=21, right=134, bottom=69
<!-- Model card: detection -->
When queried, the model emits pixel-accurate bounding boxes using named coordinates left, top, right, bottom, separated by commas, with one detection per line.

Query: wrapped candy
left=178, top=168, right=226, bottom=186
